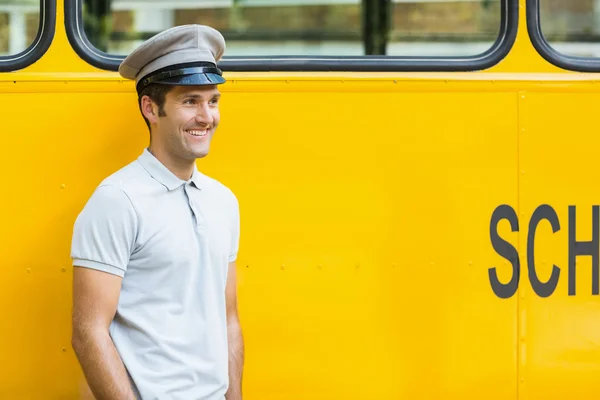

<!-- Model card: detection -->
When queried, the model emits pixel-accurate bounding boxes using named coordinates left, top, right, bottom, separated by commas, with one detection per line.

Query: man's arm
left=71, top=267, right=136, bottom=400
left=225, top=261, right=244, bottom=400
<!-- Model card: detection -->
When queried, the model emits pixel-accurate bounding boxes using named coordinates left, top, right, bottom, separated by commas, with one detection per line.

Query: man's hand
left=225, top=261, right=244, bottom=400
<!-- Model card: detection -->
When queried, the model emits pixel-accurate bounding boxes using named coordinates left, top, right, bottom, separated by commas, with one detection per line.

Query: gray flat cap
left=118, top=24, right=226, bottom=95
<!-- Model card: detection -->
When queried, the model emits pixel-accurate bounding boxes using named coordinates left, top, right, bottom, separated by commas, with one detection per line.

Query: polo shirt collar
left=137, top=148, right=203, bottom=190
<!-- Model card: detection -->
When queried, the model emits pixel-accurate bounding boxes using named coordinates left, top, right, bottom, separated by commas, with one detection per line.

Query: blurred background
left=1, top=0, right=600, bottom=60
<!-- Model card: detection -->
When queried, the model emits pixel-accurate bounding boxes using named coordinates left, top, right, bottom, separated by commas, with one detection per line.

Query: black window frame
left=65, top=0, right=518, bottom=72
left=527, top=0, right=600, bottom=72
left=0, top=0, right=55, bottom=72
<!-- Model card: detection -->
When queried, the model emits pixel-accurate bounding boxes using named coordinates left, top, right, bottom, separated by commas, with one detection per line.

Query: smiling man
left=70, top=25, right=243, bottom=400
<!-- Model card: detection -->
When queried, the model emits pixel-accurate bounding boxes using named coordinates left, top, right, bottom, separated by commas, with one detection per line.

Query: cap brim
left=158, top=73, right=225, bottom=86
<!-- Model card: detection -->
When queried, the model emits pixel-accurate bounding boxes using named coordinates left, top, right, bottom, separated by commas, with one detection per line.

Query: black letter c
left=528, top=204, right=560, bottom=298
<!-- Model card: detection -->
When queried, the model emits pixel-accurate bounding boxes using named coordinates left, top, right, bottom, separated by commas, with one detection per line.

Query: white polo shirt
left=70, top=148, right=240, bottom=400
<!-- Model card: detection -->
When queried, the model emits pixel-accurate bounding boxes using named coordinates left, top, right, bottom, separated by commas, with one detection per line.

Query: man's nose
left=195, top=104, right=214, bottom=125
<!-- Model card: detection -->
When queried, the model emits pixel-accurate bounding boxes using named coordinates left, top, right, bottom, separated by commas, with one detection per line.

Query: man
left=70, top=25, right=243, bottom=400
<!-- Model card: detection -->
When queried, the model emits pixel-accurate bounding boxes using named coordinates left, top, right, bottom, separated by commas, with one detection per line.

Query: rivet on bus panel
left=27, top=268, right=31, bottom=273
left=62, top=268, right=66, bottom=272
left=281, top=265, right=285, bottom=271
left=60, top=184, right=66, bottom=189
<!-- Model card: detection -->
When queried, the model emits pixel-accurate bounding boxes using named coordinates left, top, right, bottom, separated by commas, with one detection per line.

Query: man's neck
left=148, top=146, right=195, bottom=181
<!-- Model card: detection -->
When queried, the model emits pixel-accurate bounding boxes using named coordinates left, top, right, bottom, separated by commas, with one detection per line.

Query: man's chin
left=189, top=148, right=210, bottom=159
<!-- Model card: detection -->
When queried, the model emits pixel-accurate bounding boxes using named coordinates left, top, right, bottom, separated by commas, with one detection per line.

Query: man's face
left=150, top=84, right=221, bottom=161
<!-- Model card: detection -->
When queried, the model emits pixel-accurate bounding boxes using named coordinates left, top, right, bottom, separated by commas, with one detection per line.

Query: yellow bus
left=2, top=0, right=599, bottom=398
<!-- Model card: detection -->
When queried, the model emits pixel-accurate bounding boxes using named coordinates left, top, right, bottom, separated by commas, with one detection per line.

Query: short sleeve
left=229, top=193, right=240, bottom=263
left=71, top=184, right=138, bottom=277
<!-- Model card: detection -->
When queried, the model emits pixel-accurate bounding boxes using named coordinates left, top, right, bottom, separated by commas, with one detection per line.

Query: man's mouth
left=186, top=129, right=208, bottom=137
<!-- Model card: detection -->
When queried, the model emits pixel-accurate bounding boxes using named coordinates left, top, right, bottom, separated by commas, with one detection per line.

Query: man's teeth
left=187, top=129, right=207, bottom=136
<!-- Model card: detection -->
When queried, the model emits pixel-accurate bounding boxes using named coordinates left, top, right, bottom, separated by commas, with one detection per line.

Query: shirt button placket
left=185, top=184, right=205, bottom=232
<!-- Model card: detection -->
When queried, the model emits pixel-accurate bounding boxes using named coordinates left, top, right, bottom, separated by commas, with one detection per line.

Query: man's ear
left=141, top=95, right=159, bottom=125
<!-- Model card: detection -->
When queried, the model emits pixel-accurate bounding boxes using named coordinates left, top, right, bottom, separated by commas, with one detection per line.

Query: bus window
left=0, top=0, right=39, bottom=55
left=0, top=0, right=55, bottom=71
left=526, top=0, right=600, bottom=71
left=67, top=0, right=514, bottom=71
left=539, top=0, right=600, bottom=58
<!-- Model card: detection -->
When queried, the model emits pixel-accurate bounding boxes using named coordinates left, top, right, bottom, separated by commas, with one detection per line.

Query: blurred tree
left=363, top=0, right=390, bottom=55
left=0, top=13, right=8, bottom=54
left=229, top=0, right=248, bottom=32
left=83, top=0, right=112, bottom=52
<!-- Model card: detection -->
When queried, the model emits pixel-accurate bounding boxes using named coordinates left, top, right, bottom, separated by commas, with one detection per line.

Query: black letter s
left=489, top=205, right=520, bottom=299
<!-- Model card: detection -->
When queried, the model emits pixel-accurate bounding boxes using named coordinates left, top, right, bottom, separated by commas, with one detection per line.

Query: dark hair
left=137, top=83, right=173, bottom=131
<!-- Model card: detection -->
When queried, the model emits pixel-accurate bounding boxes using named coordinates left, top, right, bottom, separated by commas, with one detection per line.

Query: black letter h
left=568, top=206, right=599, bottom=296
